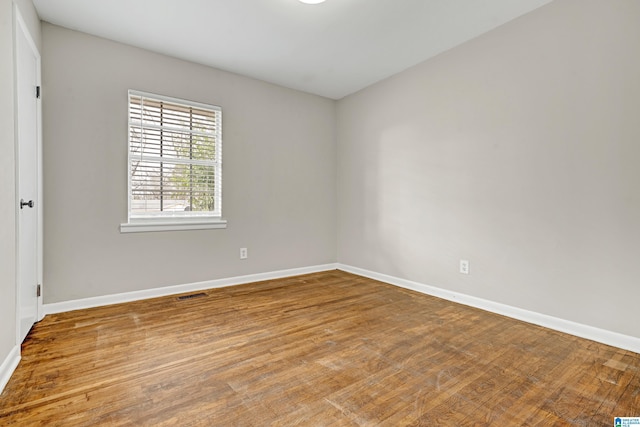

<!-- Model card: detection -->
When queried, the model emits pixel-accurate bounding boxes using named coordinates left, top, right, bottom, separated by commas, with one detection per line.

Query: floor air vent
left=177, top=292, right=207, bottom=301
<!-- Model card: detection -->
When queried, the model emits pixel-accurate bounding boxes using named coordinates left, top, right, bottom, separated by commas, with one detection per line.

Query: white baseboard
left=338, top=264, right=640, bottom=354
left=41, top=261, right=640, bottom=354
left=0, top=346, right=21, bottom=395
left=44, top=263, right=338, bottom=315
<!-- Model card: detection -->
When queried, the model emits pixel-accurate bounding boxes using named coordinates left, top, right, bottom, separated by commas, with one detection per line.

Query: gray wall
left=337, top=0, right=640, bottom=338
left=30, top=1, right=640, bottom=342
left=42, top=23, right=336, bottom=303
left=0, top=0, right=41, bottom=368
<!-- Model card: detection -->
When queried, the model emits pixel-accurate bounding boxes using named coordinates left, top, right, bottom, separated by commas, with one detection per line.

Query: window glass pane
left=128, top=91, right=221, bottom=219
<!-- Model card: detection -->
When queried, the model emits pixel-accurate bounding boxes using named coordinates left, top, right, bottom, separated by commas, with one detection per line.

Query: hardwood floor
left=1, top=270, right=638, bottom=426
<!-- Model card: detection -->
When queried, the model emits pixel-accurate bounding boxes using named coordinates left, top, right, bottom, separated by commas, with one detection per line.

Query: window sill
left=120, top=218, right=227, bottom=233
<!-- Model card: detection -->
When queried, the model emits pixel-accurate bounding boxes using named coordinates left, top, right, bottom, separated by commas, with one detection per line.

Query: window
left=120, top=90, right=226, bottom=233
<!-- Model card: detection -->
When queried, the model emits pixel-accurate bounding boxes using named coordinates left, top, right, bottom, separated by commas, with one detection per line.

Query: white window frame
left=120, top=90, right=226, bottom=233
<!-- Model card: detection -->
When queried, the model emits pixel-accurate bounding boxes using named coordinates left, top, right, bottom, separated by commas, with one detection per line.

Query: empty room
left=1, top=0, right=639, bottom=425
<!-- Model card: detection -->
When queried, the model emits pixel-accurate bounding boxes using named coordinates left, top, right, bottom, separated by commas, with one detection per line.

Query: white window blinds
left=127, top=90, right=222, bottom=221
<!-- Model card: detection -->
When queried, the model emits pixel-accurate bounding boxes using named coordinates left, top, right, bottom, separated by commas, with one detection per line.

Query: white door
left=15, top=10, right=41, bottom=343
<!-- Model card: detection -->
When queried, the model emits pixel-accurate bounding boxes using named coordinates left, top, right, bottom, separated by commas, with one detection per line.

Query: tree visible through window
left=127, top=91, right=222, bottom=221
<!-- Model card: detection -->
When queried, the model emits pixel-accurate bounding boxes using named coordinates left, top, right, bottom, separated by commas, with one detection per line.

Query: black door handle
left=20, top=199, right=34, bottom=209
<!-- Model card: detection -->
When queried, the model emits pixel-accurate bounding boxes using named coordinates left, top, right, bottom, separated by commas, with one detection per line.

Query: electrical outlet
left=240, top=248, right=248, bottom=260
left=459, top=259, right=469, bottom=275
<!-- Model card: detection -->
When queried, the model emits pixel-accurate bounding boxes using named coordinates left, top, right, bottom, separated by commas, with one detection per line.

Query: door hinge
left=36, top=86, right=41, bottom=99
left=37, top=284, right=41, bottom=297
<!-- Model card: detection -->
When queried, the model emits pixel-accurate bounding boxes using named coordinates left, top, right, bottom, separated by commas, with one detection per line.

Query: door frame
left=14, top=5, right=43, bottom=346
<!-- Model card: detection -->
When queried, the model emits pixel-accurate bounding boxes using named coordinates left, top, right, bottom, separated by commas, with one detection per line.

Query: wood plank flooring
left=1, top=270, right=639, bottom=426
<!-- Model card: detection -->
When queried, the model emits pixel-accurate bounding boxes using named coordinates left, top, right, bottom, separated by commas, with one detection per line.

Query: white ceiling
left=33, top=0, right=553, bottom=99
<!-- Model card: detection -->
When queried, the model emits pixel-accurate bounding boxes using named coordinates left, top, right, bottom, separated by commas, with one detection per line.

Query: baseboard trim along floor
left=337, top=263, right=640, bottom=354
left=0, top=346, right=20, bottom=395
left=41, top=262, right=640, bottom=354
left=43, top=263, right=339, bottom=315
